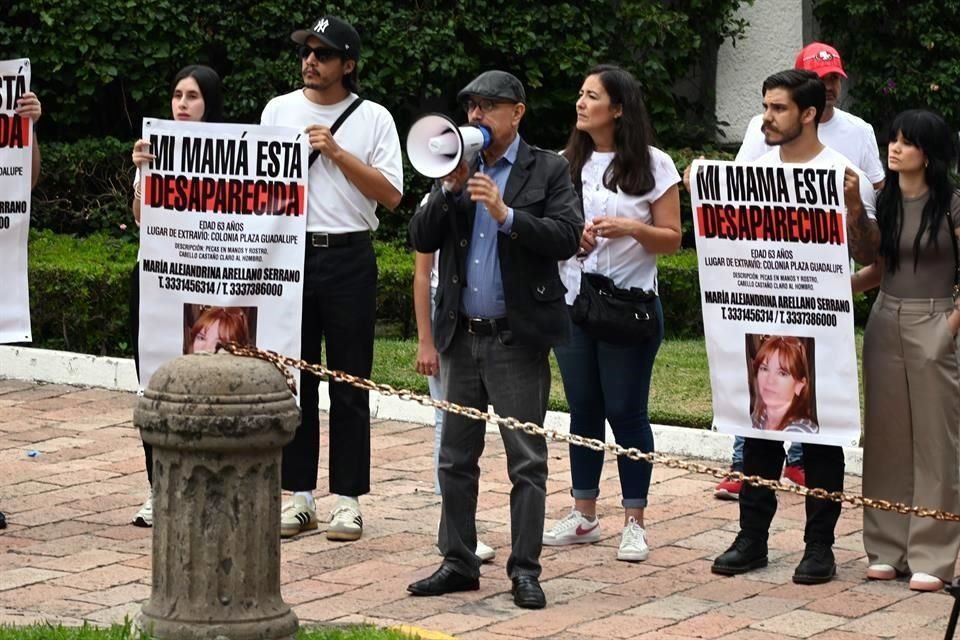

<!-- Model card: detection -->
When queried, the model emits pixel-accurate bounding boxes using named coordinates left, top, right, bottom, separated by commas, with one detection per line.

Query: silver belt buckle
left=311, top=233, right=330, bottom=248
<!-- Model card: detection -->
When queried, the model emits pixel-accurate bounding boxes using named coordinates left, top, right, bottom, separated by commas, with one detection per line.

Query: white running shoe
left=132, top=493, right=153, bottom=528
left=476, top=540, right=496, bottom=562
left=327, top=497, right=363, bottom=541
left=280, top=495, right=318, bottom=538
left=909, top=572, right=944, bottom=592
left=542, top=509, right=600, bottom=546
left=617, top=517, right=649, bottom=562
left=434, top=539, right=496, bottom=562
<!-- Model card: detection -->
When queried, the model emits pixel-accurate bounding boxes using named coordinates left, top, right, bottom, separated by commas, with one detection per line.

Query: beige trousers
left=862, top=291, right=960, bottom=580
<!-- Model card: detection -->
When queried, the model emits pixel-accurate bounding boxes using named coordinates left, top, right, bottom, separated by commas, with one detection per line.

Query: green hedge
left=24, top=232, right=873, bottom=357
left=28, top=230, right=138, bottom=355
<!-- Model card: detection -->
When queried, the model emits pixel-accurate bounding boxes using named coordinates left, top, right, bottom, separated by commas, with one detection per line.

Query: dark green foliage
left=32, top=137, right=136, bottom=238
left=814, top=0, right=960, bottom=137
left=2, top=0, right=747, bottom=149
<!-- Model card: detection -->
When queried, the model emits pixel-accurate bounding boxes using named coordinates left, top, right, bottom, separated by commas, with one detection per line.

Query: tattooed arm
left=844, top=167, right=880, bottom=265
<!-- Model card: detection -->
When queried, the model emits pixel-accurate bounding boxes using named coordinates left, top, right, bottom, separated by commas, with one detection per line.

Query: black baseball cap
left=291, top=15, right=361, bottom=61
left=457, top=70, right=526, bottom=104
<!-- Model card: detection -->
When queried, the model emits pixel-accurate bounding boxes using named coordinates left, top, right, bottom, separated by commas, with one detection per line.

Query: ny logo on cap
left=315, top=18, right=329, bottom=33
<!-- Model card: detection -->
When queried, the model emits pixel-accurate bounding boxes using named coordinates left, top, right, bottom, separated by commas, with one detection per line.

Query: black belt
left=460, top=315, right=509, bottom=336
left=306, top=230, right=371, bottom=249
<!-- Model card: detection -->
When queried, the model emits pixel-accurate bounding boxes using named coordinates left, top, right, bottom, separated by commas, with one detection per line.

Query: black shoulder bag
left=307, top=97, right=365, bottom=168
left=569, top=172, right=659, bottom=345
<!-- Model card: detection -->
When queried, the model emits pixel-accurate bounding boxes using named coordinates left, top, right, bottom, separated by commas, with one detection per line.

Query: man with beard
left=260, top=15, right=403, bottom=541
left=713, top=42, right=884, bottom=502
left=707, top=69, right=877, bottom=585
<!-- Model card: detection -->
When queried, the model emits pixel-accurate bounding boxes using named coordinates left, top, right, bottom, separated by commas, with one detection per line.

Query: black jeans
left=281, top=238, right=377, bottom=495
left=130, top=261, right=154, bottom=487
left=438, top=325, right=550, bottom=580
left=740, top=438, right=844, bottom=545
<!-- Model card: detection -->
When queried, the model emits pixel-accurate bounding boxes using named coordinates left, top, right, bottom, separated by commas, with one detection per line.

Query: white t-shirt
left=736, top=108, right=885, bottom=186
left=559, top=146, right=681, bottom=304
left=754, top=145, right=877, bottom=219
left=260, top=90, right=403, bottom=232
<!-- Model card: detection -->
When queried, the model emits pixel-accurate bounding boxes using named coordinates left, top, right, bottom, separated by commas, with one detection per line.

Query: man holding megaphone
left=406, top=70, right=582, bottom=609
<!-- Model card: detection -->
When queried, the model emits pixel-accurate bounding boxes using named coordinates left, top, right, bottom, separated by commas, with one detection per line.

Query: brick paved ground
left=0, top=378, right=955, bottom=639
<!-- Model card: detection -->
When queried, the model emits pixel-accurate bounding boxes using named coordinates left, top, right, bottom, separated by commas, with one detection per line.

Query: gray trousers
left=438, top=324, right=550, bottom=580
left=863, top=291, right=960, bottom=580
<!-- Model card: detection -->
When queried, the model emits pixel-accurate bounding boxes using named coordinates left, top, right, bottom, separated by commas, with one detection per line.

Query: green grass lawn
left=372, top=334, right=865, bottom=430
left=0, top=623, right=417, bottom=640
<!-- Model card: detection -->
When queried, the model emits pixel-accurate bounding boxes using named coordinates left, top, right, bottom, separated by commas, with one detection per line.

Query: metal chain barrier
left=221, top=341, right=960, bottom=523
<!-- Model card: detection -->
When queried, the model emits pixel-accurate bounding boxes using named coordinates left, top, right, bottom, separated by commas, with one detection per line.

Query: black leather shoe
left=407, top=565, right=479, bottom=596
left=711, top=534, right=768, bottom=575
left=793, top=541, right=836, bottom=584
left=512, top=575, right=546, bottom=609
left=0, top=511, right=6, bottom=529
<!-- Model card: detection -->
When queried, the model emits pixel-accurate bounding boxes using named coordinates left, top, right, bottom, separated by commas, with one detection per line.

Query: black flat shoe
left=407, top=565, right=479, bottom=596
left=511, top=575, right=546, bottom=609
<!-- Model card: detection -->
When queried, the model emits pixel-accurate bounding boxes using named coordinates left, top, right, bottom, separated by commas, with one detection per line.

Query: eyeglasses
left=297, top=45, right=342, bottom=62
left=463, top=98, right=510, bottom=114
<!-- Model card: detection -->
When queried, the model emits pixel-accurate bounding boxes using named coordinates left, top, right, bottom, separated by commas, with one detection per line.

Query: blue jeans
left=731, top=436, right=803, bottom=471
left=554, top=299, right=664, bottom=508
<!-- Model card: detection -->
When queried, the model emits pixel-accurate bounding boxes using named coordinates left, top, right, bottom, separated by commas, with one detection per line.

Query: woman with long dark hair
left=750, top=336, right=818, bottom=434
left=129, top=64, right=224, bottom=527
left=542, top=64, right=681, bottom=561
left=853, top=108, right=960, bottom=592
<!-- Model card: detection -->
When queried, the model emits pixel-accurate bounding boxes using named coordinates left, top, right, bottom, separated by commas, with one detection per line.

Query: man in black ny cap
left=406, top=70, right=582, bottom=608
left=261, top=15, right=403, bottom=542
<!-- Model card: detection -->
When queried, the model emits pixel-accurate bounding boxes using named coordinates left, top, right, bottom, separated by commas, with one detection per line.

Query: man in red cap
left=735, top=42, right=884, bottom=190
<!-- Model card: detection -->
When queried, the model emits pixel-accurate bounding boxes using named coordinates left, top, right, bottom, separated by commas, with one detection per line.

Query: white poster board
left=0, top=58, right=33, bottom=343
left=137, top=118, right=308, bottom=390
left=690, top=159, right=861, bottom=447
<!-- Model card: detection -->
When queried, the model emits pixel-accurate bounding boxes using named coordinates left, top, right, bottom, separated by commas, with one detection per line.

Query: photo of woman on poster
left=747, top=334, right=819, bottom=434
left=183, top=305, right=256, bottom=354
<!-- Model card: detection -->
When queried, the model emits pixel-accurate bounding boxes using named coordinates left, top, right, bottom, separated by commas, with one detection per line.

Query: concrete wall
left=715, top=0, right=804, bottom=145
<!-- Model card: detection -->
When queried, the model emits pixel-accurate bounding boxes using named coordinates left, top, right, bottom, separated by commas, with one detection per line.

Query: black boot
left=793, top=541, right=836, bottom=584
left=711, top=533, right=768, bottom=575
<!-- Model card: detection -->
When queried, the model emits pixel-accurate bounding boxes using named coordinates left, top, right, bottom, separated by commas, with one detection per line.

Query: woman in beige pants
left=853, top=109, right=960, bottom=592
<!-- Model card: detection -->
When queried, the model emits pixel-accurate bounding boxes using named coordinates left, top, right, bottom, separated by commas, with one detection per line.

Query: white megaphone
left=406, top=113, right=492, bottom=179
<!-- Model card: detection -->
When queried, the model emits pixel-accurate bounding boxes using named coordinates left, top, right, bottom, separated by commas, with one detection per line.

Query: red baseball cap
left=794, top=42, right=847, bottom=78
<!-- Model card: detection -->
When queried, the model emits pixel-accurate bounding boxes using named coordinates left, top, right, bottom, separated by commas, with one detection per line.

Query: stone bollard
left=135, top=352, right=300, bottom=640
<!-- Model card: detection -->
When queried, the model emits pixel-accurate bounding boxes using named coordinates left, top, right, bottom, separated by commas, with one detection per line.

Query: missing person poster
left=690, top=159, right=860, bottom=447
left=138, top=119, right=308, bottom=390
left=0, top=58, right=33, bottom=344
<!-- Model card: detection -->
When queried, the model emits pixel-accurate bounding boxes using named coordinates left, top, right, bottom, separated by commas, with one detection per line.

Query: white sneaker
left=909, top=572, right=944, bottom=592
left=328, top=497, right=363, bottom=541
left=476, top=540, right=496, bottom=562
left=132, top=493, right=153, bottom=528
left=617, top=517, right=649, bottom=562
left=542, top=509, right=600, bottom=546
left=866, top=563, right=897, bottom=580
left=434, top=539, right=496, bottom=562
left=281, top=495, right=318, bottom=538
